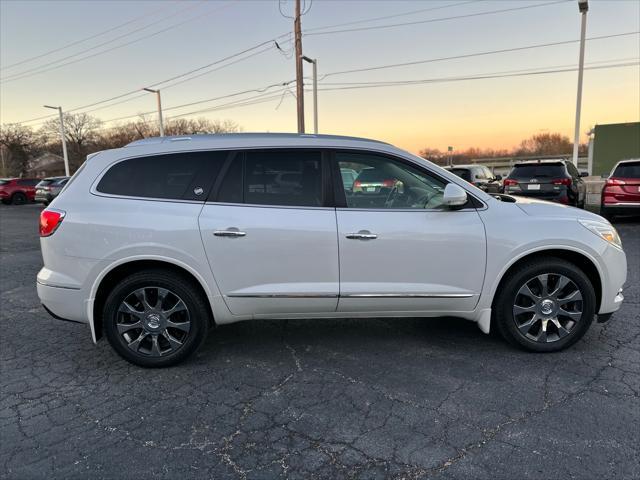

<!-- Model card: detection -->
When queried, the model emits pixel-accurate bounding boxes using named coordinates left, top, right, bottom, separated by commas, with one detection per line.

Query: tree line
left=0, top=114, right=241, bottom=177
left=1, top=114, right=587, bottom=177
left=420, top=133, right=588, bottom=165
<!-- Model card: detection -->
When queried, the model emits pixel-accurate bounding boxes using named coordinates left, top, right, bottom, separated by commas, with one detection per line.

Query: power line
left=315, top=61, right=639, bottom=92
left=13, top=36, right=292, bottom=125
left=0, top=1, right=236, bottom=83
left=320, top=31, right=640, bottom=79
left=305, top=0, right=570, bottom=37
left=305, top=0, right=479, bottom=33
left=0, top=2, right=176, bottom=71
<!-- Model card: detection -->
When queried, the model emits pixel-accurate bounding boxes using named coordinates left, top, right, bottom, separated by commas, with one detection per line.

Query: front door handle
left=214, top=228, right=246, bottom=237
left=346, top=231, right=377, bottom=240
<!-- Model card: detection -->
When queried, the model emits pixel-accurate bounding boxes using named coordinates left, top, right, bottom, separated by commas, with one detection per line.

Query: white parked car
left=37, top=134, right=627, bottom=367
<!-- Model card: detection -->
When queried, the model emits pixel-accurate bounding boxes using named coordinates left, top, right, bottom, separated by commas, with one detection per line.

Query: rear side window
left=508, top=164, right=566, bottom=178
left=18, top=179, right=39, bottom=186
left=449, top=168, right=472, bottom=182
left=613, top=161, right=640, bottom=178
left=216, top=150, right=323, bottom=207
left=96, top=151, right=227, bottom=200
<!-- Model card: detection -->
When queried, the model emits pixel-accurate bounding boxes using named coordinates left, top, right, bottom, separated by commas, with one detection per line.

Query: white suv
left=37, top=134, right=627, bottom=367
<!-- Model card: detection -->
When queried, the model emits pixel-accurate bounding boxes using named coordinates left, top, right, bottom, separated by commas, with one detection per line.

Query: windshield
left=0, top=179, right=9, bottom=186
left=37, top=179, right=55, bottom=187
left=613, top=161, right=640, bottom=178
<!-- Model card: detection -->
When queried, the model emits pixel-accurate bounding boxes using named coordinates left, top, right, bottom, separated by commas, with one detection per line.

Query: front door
left=198, top=150, right=339, bottom=316
left=334, top=151, right=486, bottom=313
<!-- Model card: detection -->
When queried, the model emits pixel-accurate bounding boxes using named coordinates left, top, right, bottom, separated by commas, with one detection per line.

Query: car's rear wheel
left=103, top=269, right=210, bottom=367
left=494, top=258, right=596, bottom=352
left=11, top=192, right=27, bottom=205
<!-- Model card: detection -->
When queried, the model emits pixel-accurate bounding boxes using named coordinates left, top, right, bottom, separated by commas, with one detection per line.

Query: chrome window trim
left=90, top=191, right=205, bottom=204
left=204, top=201, right=335, bottom=211
left=335, top=207, right=480, bottom=213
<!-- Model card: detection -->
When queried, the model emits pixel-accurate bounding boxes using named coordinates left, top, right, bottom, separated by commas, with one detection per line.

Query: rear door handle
left=346, top=231, right=377, bottom=240
left=214, top=228, right=246, bottom=237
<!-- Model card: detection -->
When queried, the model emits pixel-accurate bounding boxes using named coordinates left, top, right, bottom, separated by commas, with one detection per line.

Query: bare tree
left=40, top=113, right=102, bottom=168
left=0, top=124, right=44, bottom=177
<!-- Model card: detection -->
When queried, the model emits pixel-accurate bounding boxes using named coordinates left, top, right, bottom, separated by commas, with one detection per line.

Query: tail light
left=39, top=209, right=65, bottom=237
left=503, top=179, right=518, bottom=187
left=353, top=180, right=361, bottom=188
left=605, top=178, right=626, bottom=186
left=382, top=179, right=395, bottom=188
left=552, top=178, right=572, bottom=186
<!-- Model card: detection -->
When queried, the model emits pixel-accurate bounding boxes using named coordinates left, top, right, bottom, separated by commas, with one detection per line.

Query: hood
left=511, top=196, right=605, bottom=222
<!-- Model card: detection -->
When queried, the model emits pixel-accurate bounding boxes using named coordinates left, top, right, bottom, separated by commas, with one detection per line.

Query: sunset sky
left=1, top=0, right=638, bottom=154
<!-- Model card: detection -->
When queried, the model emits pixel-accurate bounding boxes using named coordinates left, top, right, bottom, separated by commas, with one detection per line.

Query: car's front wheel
left=103, top=269, right=210, bottom=367
left=494, top=258, right=596, bottom=352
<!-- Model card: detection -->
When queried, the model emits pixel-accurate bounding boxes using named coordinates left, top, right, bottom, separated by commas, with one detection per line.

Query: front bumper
left=598, top=244, right=627, bottom=315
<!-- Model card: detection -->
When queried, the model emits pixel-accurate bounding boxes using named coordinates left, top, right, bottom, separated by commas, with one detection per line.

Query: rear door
left=198, top=149, right=339, bottom=316
left=333, top=151, right=486, bottom=313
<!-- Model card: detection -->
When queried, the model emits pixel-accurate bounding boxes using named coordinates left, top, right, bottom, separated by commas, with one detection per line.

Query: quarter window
left=96, top=151, right=226, bottom=200
left=337, top=152, right=447, bottom=209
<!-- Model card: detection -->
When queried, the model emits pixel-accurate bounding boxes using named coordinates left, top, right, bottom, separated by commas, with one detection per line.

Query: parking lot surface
left=1, top=204, right=639, bottom=479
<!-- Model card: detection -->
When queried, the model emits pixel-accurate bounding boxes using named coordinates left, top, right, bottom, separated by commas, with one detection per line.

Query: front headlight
left=578, top=219, right=622, bottom=249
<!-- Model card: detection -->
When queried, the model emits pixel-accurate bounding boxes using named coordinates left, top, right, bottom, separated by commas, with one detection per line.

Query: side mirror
left=580, top=171, right=589, bottom=177
left=494, top=174, right=502, bottom=181
left=443, top=183, right=468, bottom=208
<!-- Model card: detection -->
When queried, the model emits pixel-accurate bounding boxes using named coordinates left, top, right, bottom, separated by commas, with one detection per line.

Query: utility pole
left=143, top=87, right=165, bottom=136
left=572, top=0, right=588, bottom=167
left=302, top=56, right=318, bottom=134
left=43, top=105, right=70, bottom=176
left=294, top=0, right=305, bottom=133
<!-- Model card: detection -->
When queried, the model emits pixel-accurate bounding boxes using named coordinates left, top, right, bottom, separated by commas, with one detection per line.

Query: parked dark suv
left=445, top=165, right=503, bottom=193
left=503, top=160, right=587, bottom=207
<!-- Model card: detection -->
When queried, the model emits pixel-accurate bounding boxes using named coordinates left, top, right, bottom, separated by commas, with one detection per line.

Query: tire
left=103, top=269, right=210, bottom=367
left=11, top=192, right=27, bottom=205
left=494, top=258, right=596, bottom=352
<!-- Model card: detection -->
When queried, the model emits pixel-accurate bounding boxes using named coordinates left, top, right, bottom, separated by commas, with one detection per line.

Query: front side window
left=96, top=151, right=226, bottom=200
left=216, top=150, right=323, bottom=207
left=337, top=152, right=447, bottom=209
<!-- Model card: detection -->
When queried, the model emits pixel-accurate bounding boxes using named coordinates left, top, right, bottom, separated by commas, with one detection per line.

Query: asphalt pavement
left=1, top=203, right=638, bottom=479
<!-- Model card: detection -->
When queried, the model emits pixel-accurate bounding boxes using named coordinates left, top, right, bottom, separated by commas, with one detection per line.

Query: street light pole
left=572, top=0, right=588, bottom=167
left=302, top=56, right=318, bottom=134
left=43, top=105, right=70, bottom=176
left=142, top=88, right=164, bottom=137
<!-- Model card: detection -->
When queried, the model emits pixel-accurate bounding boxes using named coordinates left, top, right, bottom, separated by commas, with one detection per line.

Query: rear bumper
left=35, top=193, right=53, bottom=203
left=503, top=188, right=571, bottom=204
left=601, top=203, right=640, bottom=215
left=37, top=280, right=90, bottom=325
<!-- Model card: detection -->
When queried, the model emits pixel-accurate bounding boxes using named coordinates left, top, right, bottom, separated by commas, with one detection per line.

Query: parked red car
left=0, top=178, right=40, bottom=205
left=601, top=159, right=640, bottom=220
